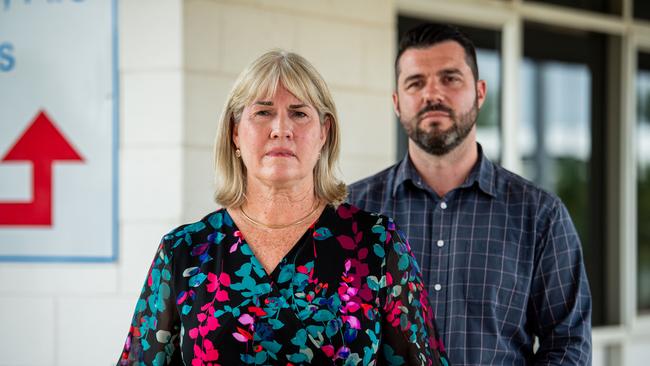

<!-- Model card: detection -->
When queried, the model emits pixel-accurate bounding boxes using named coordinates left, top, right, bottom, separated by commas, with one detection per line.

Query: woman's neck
left=237, top=178, right=321, bottom=228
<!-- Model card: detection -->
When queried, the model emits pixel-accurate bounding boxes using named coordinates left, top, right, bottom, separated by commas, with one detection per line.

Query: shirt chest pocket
left=456, top=237, right=531, bottom=310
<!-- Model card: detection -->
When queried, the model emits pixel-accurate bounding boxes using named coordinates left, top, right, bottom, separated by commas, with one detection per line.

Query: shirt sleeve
left=379, top=219, right=450, bottom=366
left=118, top=239, right=180, bottom=366
left=530, top=201, right=592, bottom=365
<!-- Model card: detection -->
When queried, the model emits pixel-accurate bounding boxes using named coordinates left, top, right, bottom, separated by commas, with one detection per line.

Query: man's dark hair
left=396, top=23, right=479, bottom=83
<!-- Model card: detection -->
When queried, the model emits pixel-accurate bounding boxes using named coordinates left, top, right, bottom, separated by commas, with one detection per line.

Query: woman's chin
left=254, top=170, right=309, bottom=187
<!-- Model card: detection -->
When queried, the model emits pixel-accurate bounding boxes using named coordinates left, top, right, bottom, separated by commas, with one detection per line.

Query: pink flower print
left=357, top=247, right=368, bottom=260
left=206, top=273, right=219, bottom=293
left=336, top=204, right=358, bottom=219
left=343, top=301, right=360, bottom=313
left=232, top=326, right=253, bottom=342
left=202, top=339, right=220, bottom=362
left=230, top=231, right=243, bottom=253
left=322, top=345, right=335, bottom=357
left=238, top=314, right=254, bottom=326
left=297, top=265, right=309, bottom=274
left=342, top=315, right=361, bottom=329
left=206, top=315, right=219, bottom=331
left=218, top=273, right=231, bottom=286
left=337, top=235, right=356, bottom=250
left=215, top=289, right=229, bottom=302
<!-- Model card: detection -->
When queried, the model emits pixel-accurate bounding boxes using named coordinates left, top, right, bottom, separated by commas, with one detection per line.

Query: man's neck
left=408, top=136, right=479, bottom=197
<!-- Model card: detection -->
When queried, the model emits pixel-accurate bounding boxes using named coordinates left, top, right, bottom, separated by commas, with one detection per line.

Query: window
left=637, top=52, right=650, bottom=314
left=396, top=17, right=502, bottom=163
left=524, top=0, right=620, bottom=15
left=634, top=0, right=650, bottom=21
left=520, top=23, right=608, bottom=325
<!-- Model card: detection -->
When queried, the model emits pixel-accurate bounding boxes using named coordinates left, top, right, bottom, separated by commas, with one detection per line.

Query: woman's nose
left=270, top=114, right=293, bottom=139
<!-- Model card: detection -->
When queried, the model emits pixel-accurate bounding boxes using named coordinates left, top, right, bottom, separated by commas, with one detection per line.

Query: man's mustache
left=417, top=103, right=454, bottom=119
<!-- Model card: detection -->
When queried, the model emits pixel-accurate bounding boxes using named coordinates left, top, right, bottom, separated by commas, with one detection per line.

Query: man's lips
left=420, top=111, right=450, bottom=119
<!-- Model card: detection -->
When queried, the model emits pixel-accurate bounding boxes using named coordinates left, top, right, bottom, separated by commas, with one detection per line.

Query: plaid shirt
left=348, top=144, right=592, bottom=365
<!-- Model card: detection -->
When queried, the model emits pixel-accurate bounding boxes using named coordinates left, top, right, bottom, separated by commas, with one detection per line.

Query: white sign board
left=0, top=0, right=117, bottom=261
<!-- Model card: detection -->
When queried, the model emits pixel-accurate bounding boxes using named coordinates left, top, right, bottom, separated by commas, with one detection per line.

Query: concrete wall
left=182, top=0, right=396, bottom=222
left=4, top=0, right=648, bottom=365
left=0, top=1, right=395, bottom=365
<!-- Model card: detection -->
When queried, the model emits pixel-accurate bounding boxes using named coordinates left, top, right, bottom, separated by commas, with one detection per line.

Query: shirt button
left=440, top=202, right=447, bottom=209
left=436, top=240, right=444, bottom=247
left=434, top=284, right=442, bottom=291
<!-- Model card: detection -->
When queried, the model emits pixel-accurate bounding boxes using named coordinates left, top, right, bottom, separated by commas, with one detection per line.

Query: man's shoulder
left=347, top=163, right=399, bottom=201
left=491, top=163, right=564, bottom=212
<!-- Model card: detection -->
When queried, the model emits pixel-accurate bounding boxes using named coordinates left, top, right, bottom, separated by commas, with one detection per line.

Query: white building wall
left=0, top=0, right=184, bottom=365
left=4, top=0, right=647, bottom=365
left=182, top=0, right=396, bottom=222
left=0, top=1, right=395, bottom=365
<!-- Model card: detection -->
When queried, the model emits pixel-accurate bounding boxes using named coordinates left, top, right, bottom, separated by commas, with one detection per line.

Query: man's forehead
left=398, top=42, right=470, bottom=75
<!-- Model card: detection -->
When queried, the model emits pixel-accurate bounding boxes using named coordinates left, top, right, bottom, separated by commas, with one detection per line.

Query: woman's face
left=233, top=84, right=329, bottom=190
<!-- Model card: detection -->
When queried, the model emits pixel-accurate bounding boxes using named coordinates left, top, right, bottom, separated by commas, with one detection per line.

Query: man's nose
left=422, top=80, right=443, bottom=104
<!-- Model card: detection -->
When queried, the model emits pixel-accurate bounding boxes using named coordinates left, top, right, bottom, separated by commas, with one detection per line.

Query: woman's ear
left=321, top=115, right=331, bottom=145
left=232, top=117, right=240, bottom=147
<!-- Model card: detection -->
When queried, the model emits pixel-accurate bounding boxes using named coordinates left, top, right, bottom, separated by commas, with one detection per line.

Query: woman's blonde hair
left=213, top=49, right=347, bottom=208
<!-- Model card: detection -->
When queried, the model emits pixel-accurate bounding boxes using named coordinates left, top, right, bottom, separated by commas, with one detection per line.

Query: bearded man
left=348, top=24, right=592, bottom=365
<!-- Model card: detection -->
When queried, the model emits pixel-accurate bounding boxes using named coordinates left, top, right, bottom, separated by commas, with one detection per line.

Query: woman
left=118, top=50, right=449, bottom=366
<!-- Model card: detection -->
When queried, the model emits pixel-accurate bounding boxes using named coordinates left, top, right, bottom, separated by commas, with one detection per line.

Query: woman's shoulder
left=333, top=202, right=397, bottom=232
left=160, top=208, right=231, bottom=251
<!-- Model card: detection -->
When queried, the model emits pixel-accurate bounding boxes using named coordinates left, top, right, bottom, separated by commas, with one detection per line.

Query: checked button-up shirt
left=348, top=144, right=592, bottom=365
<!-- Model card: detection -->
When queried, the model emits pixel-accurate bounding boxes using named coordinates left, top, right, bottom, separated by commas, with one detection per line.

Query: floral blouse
left=118, top=203, right=449, bottom=366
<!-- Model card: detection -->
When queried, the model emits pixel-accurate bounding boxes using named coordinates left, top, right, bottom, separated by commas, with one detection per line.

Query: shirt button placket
left=432, top=197, right=450, bottom=333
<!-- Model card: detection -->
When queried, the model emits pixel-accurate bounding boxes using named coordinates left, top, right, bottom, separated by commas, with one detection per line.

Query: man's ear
left=392, top=91, right=400, bottom=118
left=476, top=79, right=487, bottom=109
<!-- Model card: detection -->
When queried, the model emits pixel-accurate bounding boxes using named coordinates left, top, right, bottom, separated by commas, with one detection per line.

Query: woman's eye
left=292, top=111, right=308, bottom=118
left=255, top=110, right=271, bottom=117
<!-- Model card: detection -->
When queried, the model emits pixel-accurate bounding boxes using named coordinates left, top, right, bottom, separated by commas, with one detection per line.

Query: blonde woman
left=118, top=50, right=449, bottom=366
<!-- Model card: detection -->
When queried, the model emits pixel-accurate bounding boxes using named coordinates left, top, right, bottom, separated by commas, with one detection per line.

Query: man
left=348, top=24, right=592, bottom=365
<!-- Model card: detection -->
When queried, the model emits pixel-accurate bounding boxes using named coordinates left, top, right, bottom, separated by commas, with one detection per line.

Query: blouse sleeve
left=379, top=219, right=450, bottom=366
left=118, top=239, right=180, bottom=366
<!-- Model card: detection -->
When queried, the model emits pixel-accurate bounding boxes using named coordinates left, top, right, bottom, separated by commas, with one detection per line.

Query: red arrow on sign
left=0, top=110, right=84, bottom=226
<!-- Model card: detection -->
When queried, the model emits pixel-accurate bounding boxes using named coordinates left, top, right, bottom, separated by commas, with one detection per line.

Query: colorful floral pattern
left=118, top=203, right=449, bottom=365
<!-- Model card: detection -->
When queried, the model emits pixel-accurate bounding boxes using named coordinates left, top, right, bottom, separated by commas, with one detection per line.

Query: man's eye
left=406, top=80, right=423, bottom=89
left=445, top=76, right=460, bottom=83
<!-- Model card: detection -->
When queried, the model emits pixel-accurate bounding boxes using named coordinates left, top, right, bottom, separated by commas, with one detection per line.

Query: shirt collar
left=393, top=143, right=497, bottom=198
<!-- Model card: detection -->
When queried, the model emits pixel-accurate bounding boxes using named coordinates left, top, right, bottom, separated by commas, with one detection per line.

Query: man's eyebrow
left=402, top=73, right=424, bottom=84
left=438, top=68, right=463, bottom=76
left=254, top=101, right=273, bottom=106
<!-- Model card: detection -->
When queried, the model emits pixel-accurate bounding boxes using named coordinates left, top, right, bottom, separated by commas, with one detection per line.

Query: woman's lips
left=265, top=149, right=295, bottom=157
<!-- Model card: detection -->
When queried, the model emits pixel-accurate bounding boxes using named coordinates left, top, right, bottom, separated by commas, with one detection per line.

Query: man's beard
left=400, top=96, right=479, bottom=156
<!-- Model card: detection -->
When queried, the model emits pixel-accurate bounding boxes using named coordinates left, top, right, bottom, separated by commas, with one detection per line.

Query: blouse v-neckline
left=224, top=207, right=327, bottom=279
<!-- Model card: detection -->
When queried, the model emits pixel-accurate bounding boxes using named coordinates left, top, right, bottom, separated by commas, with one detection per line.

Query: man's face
left=393, top=41, right=486, bottom=156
